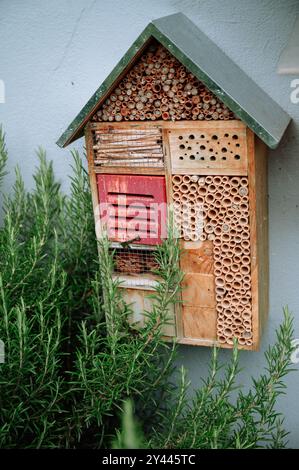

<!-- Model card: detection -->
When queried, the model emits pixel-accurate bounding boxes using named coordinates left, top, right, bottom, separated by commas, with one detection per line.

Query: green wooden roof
left=57, top=12, right=291, bottom=149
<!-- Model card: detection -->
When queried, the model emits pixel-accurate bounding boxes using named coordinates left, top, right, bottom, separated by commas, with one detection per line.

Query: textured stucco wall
left=0, top=0, right=299, bottom=447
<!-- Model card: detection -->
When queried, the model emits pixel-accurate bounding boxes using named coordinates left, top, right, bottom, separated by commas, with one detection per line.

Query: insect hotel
left=57, top=13, right=290, bottom=350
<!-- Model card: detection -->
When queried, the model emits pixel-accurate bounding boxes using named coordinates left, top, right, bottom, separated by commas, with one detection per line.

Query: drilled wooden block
left=168, top=123, right=248, bottom=175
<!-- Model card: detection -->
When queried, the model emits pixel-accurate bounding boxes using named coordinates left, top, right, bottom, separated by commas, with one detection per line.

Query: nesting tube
left=171, top=173, right=253, bottom=347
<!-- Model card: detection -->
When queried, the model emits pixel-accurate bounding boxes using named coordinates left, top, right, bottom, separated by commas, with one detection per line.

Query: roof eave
left=57, top=13, right=291, bottom=150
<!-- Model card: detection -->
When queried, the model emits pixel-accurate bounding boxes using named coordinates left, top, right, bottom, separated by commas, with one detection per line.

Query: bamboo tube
left=233, top=273, right=243, bottom=283
left=221, top=232, right=230, bottom=242
left=195, top=195, right=205, bottom=205
left=213, top=245, right=221, bottom=255
left=183, top=175, right=191, bottom=183
left=205, top=224, right=214, bottom=234
left=238, top=337, right=247, bottom=345
left=222, top=265, right=230, bottom=274
left=214, top=192, right=223, bottom=202
left=214, top=268, right=222, bottom=277
left=207, top=184, right=217, bottom=193
left=242, top=256, right=251, bottom=265
left=190, top=175, right=199, bottom=183
left=224, top=327, right=233, bottom=337
left=189, top=183, right=198, bottom=193
left=179, top=183, right=190, bottom=194
left=243, top=319, right=251, bottom=329
left=214, top=226, right=222, bottom=236
left=243, top=282, right=251, bottom=291
left=213, top=238, right=222, bottom=248
left=172, top=175, right=183, bottom=184
left=233, top=255, right=242, bottom=265
left=222, top=198, right=232, bottom=208
left=230, top=263, right=239, bottom=273
left=221, top=257, right=232, bottom=267
left=172, top=191, right=181, bottom=200
left=226, top=208, right=235, bottom=218
left=218, top=335, right=227, bottom=343
left=240, top=177, right=248, bottom=187
left=225, top=273, right=234, bottom=283
left=239, top=186, right=248, bottom=196
left=233, top=245, right=243, bottom=256
left=213, top=176, right=222, bottom=185
left=233, top=224, right=243, bottom=233
left=243, top=331, right=252, bottom=339
left=221, top=243, right=230, bottom=252
left=223, top=182, right=232, bottom=192
left=196, top=183, right=208, bottom=196
left=216, top=287, right=226, bottom=296
left=215, top=277, right=225, bottom=287
left=222, top=223, right=230, bottom=233
left=241, top=231, right=250, bottom=240
left=205, top=193, right=215, bottom=204
left=230, top=187, right=238, bottom=196
left=231, top=177, right=240, bottom=187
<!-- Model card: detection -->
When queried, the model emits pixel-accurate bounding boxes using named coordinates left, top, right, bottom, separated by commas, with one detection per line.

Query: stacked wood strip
left=172, top=174, right=253, bottom=347
left=92, top=41, right=235, bottom=123
left=93, top=127, right=164, bottom=167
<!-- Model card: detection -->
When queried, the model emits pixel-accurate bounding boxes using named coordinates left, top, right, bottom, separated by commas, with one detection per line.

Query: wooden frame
left=85, top=120, right=268, bottom=350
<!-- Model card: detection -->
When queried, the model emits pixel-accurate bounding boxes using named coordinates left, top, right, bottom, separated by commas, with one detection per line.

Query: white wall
left=0, top=0, right=299, bottom=447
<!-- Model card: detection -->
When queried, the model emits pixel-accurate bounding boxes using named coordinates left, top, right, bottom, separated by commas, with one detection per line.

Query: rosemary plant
left=115, top=309, right=295, bottom=449
left=0, top=130, right=178, bottom=448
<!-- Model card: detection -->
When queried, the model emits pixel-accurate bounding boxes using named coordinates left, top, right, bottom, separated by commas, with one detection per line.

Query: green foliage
left=0, top=126, right=8, bottom=187
left=0, top=128, right=296, bottom=449
left=113, top=400, right=145, bottom=449
left=148, top=308, right=295, bottom=449
left=115, top=310, right=295, bottom=449
left=0, top=131, right=179, bottom=448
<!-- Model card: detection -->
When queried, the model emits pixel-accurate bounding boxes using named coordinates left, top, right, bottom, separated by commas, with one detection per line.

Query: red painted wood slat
left=97, top=174, right=167, bottom=245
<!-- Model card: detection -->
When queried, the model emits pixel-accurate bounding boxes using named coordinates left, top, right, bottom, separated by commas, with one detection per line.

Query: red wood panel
left=97, top=174, right=167, bottom=245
